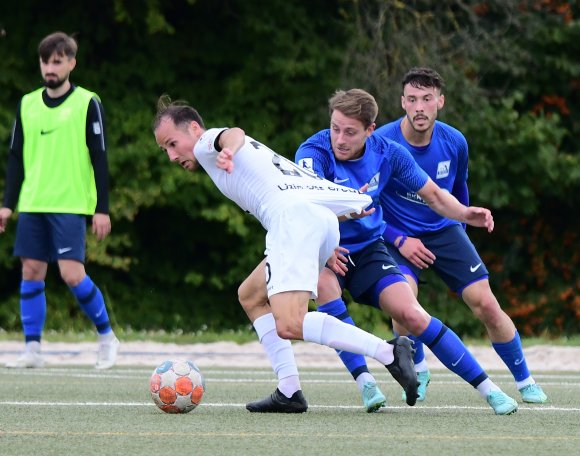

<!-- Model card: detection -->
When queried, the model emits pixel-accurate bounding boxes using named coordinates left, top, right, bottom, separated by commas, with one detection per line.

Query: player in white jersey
left=153, top=95, right=420, bottom=411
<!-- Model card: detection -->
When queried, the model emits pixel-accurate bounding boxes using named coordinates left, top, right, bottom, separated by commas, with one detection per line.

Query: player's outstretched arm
left=418, top=178, right=494, bottom=233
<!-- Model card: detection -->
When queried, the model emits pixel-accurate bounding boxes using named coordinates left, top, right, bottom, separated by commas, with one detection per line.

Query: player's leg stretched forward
left=379, top=281, right=518, bottom=415
left=240, top=259, right=387, bottom=413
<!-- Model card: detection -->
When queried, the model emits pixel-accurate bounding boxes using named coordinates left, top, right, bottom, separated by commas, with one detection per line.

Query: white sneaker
left=6, top=350, right=45, bottom=368
left=95, top=336, right=120, bottom=370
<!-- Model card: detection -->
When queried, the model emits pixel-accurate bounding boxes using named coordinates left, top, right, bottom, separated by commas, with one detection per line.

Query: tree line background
left=0, top=0, right=578, bottom=338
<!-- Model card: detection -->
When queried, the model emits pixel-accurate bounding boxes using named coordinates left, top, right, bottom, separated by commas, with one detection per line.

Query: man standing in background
left=0, top=31, right=120, bottom=369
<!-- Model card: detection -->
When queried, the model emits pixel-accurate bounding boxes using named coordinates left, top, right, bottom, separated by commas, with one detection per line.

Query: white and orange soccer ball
left=150, top=360, right=205, bottom=413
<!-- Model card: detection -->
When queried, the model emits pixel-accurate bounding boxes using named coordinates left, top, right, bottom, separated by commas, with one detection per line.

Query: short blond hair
left=328, top=89, right=378, bottom=128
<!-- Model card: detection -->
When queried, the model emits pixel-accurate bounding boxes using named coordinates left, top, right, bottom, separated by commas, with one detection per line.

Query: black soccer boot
left=385, top=336, right=420, bottom=406
left=246, top=388, right=308, bottom=413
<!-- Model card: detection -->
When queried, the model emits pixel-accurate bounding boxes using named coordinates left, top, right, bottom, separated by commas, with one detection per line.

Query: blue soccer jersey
left=295, top=129, right=428, bottom=253
left=375, top=118, right=469, bottom=235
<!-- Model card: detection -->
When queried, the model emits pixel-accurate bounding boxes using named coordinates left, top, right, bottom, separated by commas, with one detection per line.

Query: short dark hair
left=402, top=67, right=445, bottom=94
left=153, top=94, right=205, bottom=131
left=38, top=32, right=78, bottom=62
left=328, top=88, right=378, bottom=128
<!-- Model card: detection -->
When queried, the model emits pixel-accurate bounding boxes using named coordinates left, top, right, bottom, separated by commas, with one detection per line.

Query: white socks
left=253, top=313, right=300, bottom=398
left=302, top=312, right=392, bottom=365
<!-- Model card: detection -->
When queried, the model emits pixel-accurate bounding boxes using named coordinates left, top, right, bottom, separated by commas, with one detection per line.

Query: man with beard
left=0, top=31, right=120, bottom=369
left=376, top=67, right=547, bottom=404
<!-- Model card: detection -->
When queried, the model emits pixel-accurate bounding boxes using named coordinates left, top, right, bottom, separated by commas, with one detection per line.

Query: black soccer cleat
left=385, top=336, right=420, bottom=406
left=246, top=388, right=308, bottom=413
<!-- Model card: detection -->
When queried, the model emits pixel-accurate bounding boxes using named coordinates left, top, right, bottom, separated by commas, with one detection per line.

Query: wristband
left=396, top=235, right=408, bottom=249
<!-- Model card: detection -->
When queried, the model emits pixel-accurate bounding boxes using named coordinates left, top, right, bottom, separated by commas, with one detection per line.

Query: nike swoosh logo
left=514, top=357, right=524, bottom=366
left=470, top=263, right=482, bottom=273
left=451, top=352, right=465, bottom=367
left=382, top=265, right=395, bottom=270
left=95, top=308, right=104, bottom=318
left=57, top=247, right=72, bottom=254
left=334, top=177, right=349, bottom=183
left=40, top=129, right=57, bottom=135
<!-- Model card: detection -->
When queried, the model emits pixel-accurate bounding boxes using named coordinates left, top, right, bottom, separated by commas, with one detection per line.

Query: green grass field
left=1, top=365, right=578, bottom=456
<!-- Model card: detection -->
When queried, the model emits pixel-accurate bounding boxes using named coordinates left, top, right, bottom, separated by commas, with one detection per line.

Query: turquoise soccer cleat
left=362, top=382, right=387, bottom=413
left=487, top=391, right=518, bottom=415
left=402, top=370, right=431, bottom=402
left=519, top=384, right=548, bottom=403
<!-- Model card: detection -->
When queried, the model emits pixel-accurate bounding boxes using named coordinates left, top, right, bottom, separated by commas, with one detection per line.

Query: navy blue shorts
left=389, top=224, right=488, bottom=294
left=336, top=239, right=407, bottom=308
left=14, top=213, right=87, bottom=263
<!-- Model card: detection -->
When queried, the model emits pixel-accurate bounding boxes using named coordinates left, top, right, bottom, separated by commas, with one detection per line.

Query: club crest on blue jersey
left=436, top=160, right=451, bottom=179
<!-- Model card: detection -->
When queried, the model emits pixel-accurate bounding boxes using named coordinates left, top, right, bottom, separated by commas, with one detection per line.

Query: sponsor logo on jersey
left=396, top=190, right=428, bottom=205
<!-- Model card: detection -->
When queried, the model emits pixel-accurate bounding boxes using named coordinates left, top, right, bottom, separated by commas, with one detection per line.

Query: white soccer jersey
left=194, top=128, right=372, bottom=231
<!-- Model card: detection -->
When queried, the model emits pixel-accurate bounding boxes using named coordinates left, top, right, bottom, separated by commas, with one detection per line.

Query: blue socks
left=20, top=280, right=46, bottom=343
left=70, top=275, right=112, bottom=334
left=492, top=331, right=530, bottom=382
left=317, top=298, right=369, bottom=380
left=418, top=317, right=487, bottom=388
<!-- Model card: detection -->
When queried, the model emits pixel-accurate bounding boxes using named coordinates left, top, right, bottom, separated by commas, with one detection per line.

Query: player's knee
left=471, top=294, right=502, bottom=322
left=400, top=306, right=430, bottom=335
left=275, top=319, right=301, bottom=340
left=59, top=270, right=84, bottom=287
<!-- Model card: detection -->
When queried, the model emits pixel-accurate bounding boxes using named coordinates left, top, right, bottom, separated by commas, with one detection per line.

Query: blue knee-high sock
left=408, top=334, right=425, bottom=365
left=70, top=276, right=112, bottom=335
left=318, top=298, right=369, bottom=380
left=418, top=317, right=487, bottom=388
left=20, top=280, right=46, bottom=343
left=492, top=331, right=530, bottom=382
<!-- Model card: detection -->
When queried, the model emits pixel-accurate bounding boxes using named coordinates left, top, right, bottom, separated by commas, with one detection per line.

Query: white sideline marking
left=1, top=400, right=580, bottom=413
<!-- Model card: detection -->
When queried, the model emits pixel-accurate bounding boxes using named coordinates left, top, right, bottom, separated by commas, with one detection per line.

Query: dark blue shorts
left=14, top=213, right=87, bottom=263
left=389, top=224, right=488, bottom=294
left=336, top=239, right=407, bottom=308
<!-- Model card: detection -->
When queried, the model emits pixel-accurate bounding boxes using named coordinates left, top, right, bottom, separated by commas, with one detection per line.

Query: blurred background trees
left=0, top=0, right=578, bottom=337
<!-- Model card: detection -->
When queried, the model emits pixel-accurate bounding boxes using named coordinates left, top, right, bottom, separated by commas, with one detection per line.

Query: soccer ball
left=150, top=360, right=205, bottom=413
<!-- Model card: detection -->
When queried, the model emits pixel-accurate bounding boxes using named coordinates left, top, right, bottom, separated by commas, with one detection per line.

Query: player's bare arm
left=216, top=127, right=246, bottom=173
left=418, top=178, right=494, bottom=232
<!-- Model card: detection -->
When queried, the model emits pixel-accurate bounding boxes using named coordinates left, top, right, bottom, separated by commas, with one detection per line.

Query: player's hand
left=0, top=207, right=13, bottom=234
left=92, top=213, right=111, bottom=241
left=217, top=148, right=235, bottom=173
left=464, top=207, right=494, bottom=233
left=399, top=237, right=436, bottom=269
left=327, top=246, right=349, bottom=276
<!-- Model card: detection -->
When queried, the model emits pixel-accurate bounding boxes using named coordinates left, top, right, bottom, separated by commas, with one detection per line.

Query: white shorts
left=264, top=202, right=339, bottom=299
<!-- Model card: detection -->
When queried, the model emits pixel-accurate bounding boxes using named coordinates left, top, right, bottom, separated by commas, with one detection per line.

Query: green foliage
left=0, top=0, right=577, bottom=335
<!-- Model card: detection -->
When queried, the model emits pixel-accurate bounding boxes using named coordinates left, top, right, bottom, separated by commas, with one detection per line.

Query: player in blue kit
left=295, top=88, right=518, bottom=415
left=242, top=88, right=518, bottom=415
left=374, top=67, right=547, bottom=404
